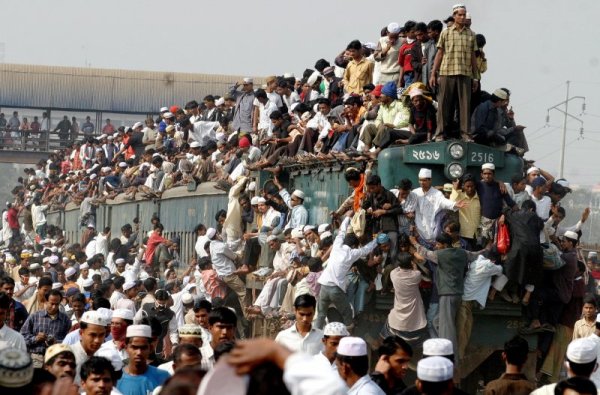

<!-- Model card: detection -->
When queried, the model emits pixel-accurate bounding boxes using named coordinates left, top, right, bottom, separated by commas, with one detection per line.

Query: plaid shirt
left=437, top=25, right=477, bottom=77
left=20, top=309, right=71, bottom=354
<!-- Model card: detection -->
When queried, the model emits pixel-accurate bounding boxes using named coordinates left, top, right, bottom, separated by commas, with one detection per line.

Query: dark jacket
left=362, top=187, right=403, bottom=233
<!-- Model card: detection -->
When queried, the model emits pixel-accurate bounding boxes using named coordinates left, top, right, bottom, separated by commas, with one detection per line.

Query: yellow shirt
left=450, top=188, right=481, bottom=239
left=343, top=57, right=374, bottom=95
left=573, top=318, right=596, bottom=340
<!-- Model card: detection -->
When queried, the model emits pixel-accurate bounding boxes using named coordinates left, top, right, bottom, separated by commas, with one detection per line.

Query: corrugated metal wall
left=0, top=63, right=262, bottom=113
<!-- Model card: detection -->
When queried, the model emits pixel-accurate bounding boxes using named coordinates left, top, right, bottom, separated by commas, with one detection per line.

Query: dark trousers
left=436, top=75, right=472, bottom=139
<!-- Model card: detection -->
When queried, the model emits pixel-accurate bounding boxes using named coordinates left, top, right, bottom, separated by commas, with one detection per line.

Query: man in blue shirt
left=475, top=163, right=515, bottom=244
left=116, top=324, right=170, bottom=395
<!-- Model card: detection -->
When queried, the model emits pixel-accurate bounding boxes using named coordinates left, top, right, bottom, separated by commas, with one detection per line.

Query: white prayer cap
left=418, top=168, right=432, bottom=179
left=589, top=251, right=598, bottom=258
left=87, top=223, right=95, bottom=229
left=126, top=324, right=152, bottom=338
left=44, top=344, right=73, bottom=364
left=206, top=228, right=217, bottom=240
left=215, top=97, right=225, bottom=106
left=283, top=72, right=295, bottom=78
left=82, top=278, right=94, bottom=288
left=90, top=174, right=98, bottom=180
left=118, top=162, right=128, bottom=168
left=526, top=166, right=540, bottom=175
left=80, top=311, right=110, bottom=327
left=49, top=255, right=59, bottom=265
left=133, top=122, right=143, bottom=129
left=452, top=3, right=466, bottom=12
left=323, top=322, right=349, bottom=337
left=115, top=258, right=125, bottom=265
left=29, top=263, right=41, bottom=271
left=303, top=225, right=316, bottom=233
left=423, top=338, right=454, bottom=356
left=51, top=246, right=58, bottom=253
left=123, top=281, right=137, bottom=291
left=387, top=22, right=401, bottom=34
left=556, top=179, right=570, bottom=188
left=250, top=196, right=260, bottom=205
left=139, top=271, right=150, bottom=281
left=42, top=238, right=51, bottom=244
left=65, top=267, right=77, bottom=277
left=307, top=71, right=321, bottom=87
left=242, top=77, right=253, bottom=84
left=178, top=324, right=203, bottom=338
left=318, top=224, right=329, bottom=234
left=290, top=102, right=300, bottom=112
left=160, top=107, right=169, bottom=113
left=101, top=167, right=111, bottom=173
left=0, top=348, right=34, bottom=388
left=564, top=230, right=578, bottom=241
left=52, top=282, right=63, bottom=290
left=42, top=257, right=50, bottom=263
left=492, top=89, right=508, bottom=100
left=363, top=42, right=377, bottom=50
left=291, top=228, right=304, bottom=239
left=292, top=190, right=305, bottom=200
left=95, top=347, right=123, bottom=372
left=112, top=308, right=134, bottom=321
left=266, top=235, right=278, bottom=243
left=337, top=337, right=367, bottom=357
left=163, top=112, right=174, bottom=118
left=417, top=356, right=454, bottom=382
left=190, top=141, right=201, bottom=148
left=247, top=181, right=256, bottom=191
left=567, top=338, right=598, bottom=364
left=182, top=293, right=194, bottom=305
left=99, top=134, right=107, bottom=140
left=80, top=263, right=89, bottom=270
left=320, top=231, right=332, bottom=239
left=256, top=197, right=266, bottom=204
left=107, top=135, right=114, bottom=140
left=482, top=163, right=495, bottom=171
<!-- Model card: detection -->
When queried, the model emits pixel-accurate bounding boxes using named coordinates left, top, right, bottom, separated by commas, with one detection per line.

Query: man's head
left=416, top=356, right=454, bottom=395
left=172, top=343, right=202, bottom=372
left=336, top=337, right=369, bottom=381
left=481, top=163, right=495, bottom=183
left=583, top=296, right=597, bottom=321
left=346, top=40, right=363, bottom=59
left=125, top=325, right=153, bottom=369
left=565, top=338, right=598, bottom=378
left=378, top=336, right=413, bottom=380
left=178, top=324, right=204, bottom=348
left=45, top=289, right=62, bottom=316
left=418, top=168, right=432, bottom=191
left=435, top=233, right=453, bottom=250
left=110, top=309, right=133, bottom=341
left=0, top=292, right=10, bottom=328
left=80, top=311, right=109, bottom=355
left=511, top=174, right=527, bottom=193
left=208, top=307, right=237, bottom=347
left=44, top=344, right=76, bottom=379
left=366, top=174, right=382, bottom=195
left=0, top=276, right=15, bottom=299
left=293, top=294, right=316, bottom=332
left=562, top=231, right=579, bottom=251
left=344, top=168, right=362, bottom=188
left=452, top=4, right=467, bottom=27
left=322, top=322, right=349, bottom=362
left=80, top=357, right=115, bottom=395
left=194, top=299, right=212, bottom=329
left=502, top=336, right=529, bottom=368
left=317, top=98, right=331, bottom=115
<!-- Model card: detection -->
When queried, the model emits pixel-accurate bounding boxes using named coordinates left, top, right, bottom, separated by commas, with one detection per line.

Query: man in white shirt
left=254, top=89, right=278, bottom=137
left=0, top=292, right=26, bottom=350
left=315, top=322, right=350, bottom=371
left=336, top=337, right=385, bottom=395
left=315, top=211, right=377, bottom=329
left=275, top=294, right=323, bottom=356
left=530, top=176, right=552, bottom=221
left=31, top=198, right=49, bottom=238
left=72, top=311, right=109, bottom=382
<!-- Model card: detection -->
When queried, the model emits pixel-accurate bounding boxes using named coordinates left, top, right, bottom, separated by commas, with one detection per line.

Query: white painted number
left=471, top=152, right=494, bottom=163
left=412, top=149, right=440, bottom=161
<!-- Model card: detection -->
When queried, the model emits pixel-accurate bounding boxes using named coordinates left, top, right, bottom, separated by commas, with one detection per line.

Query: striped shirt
left=20, top=310, right=71, bottom=354
left=437, top=25, right=477, bottom=77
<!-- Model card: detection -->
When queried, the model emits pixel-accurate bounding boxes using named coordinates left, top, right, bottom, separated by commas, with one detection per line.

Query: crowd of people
left=0, top=4, right=598, bottom=395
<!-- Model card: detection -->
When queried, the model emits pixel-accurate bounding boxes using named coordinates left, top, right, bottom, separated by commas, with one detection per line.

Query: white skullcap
left=418, top=356, right=454, bottom=382
left=79, top=263, right=89, bottom=270
left=564, top=230, right=578, bottom=241
left=243, top=77, right=253, bottom=84
left=101, top=167, right=111, bottom=173
left=52, top=282, right=62, bottom=290
left=115, top=258, right=125, bottom=265
left=65, top=267, right=77, bottom=277
left=317, top=224, right=329, bottom=234
left=126, top=324, right=152, bottom=338
left=283, top=72, right=295, bottom=78
left=303, top=225, right=316, bottom=233
left=163, top=111, right=174, bottom=118
left=206, top=228, right=217, bottom=240
left=80, top=311, right=110, bottom=327
left=320, top=231, right=332, bottom=239
left=49, top=255, right=59, bottom=265
left=95, top=347, right=123, bottom=372
left=99, top=134, right=107, bottom=140
left=387, top=22, right=401, bottom=34
left=526, top=167, right=539, bottom=175
left=178, top=324, right=203, bottom=338
left=107, top=135, right=114, bottom=140
left=215, top=97, right=225, bottom=106
left=266, top=235, right=278, bottom=243
left=42, top=257, right=50, bottom=264
left=364, top=42, right=377, bottom=50
left=589, top=251, right=598, bottom=258
left=492, top=89, right=508, bottom=100
left=423, top=338, right=454, bottom=356
left=307, top=71, right=321, bottom=87
left=87, top=223, right=95, bottom=228
left=418, top=168, right=432, bottom=179
left=337, top=337, right=367, bottom=357
left=29, top=263, right=41, bottom=271
left=190, top=141, right=201, bottom=148
left=160, top=107, right=169, bottom=113
left=118, top=162, right=128, bottom=168
left=82, top=278, right=94, bottom=288
left=452, top=3, right=466, bottom=12
left=291, top=228, right=304, bottom=239
left=112, top=308, right=134, bottom=321
left=123, top=281, right=136, bottom=291
left=133, top=122, right=143, bottom=129
left=482, top=163, right=495, bottom=171
left=182, top=293, right=194, bottom=305
left=323, top=322, right=349, bottom=337
left=292, top=190, right=305, bottom=200
left=567, top=338, right=598, bottom=364
left=256, top=197, right=266, bottom=204
left=556, top=179, right=570, bottom=188
left=250, top=196, right=260, bottom=205
left=247, top=181, right=256, bottom=191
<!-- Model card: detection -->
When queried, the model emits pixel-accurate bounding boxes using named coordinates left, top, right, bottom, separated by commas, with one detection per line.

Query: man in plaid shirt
left=20, top=289, right=71, bottom=367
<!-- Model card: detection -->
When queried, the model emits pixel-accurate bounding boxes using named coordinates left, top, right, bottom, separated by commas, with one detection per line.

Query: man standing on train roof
left=476, top=163, right=516, bottom=245
left=413, top=168, right=467, bottom=245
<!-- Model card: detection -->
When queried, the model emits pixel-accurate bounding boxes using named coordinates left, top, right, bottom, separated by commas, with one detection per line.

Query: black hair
left=567, top=358, right=597, bottom=377
left=404, top=20, right=417, bottom=31
left=555, top=377, right=598, bottom=394
left=444, top=220, right=461, bottom=233
left=475, top=34, right=486, bottom=49
left=379, top=335, right=413, bottom=358
left=366, top=174, right=381, bottom=186
left=45, top=289, right=62, bottom=300
left=198, top=257, right=212, bottom=270
left=307, top=257, right=323, bottom=273
left=194, top=299, right=212, bottom=313
left=214, top=341, right=236, bottom=362
left=247, top=362, right=292, bottom=395
left=71, top=292, right=87, bottom=304
left=336, top=354, right=368, bottom=376
left=415, top=22, right=428, bottom=33
left=521, top=199, right=537, bottom=212
left=317, top=98, right=331, bottom=107
left=143, top=277, right=157, bottom=292
left=80, top=357, right=116, bottom=382
left=346, top=40, right=362, bottom=51
left=293, top=294, right=316, bottom=309
left=18, top=267, right=30, bottom=276
left=269, top=110, right=283, bottom=120
left=420, top=380, right=452, bottom=394
left=343, top=233, right=360, bottom=249
left=397, top=252, right=413, bottom=270
left=173, top=343, right=202, bottom=366
left=113, top=276, right=125, bottom=289
left=194, top=223, right=206, bottom=233
left=0, top=276, right=15, bottom=287
left=203, top=95, right=215, bottom=103
left=155, top=289, right=169, bottom=301
left=92, top=296, right=110, bottom=310
left=344, top=168, right=361, bottom=182
left=398, top=178, right=412, bottom=191
left=503, top=336, right=529, bottom=366
left=39, top=277, right=53, bottom=288
left=584, top=295, right=598, bottom=308
left=0, top=292, right=10, bottom=309
left=435, top=233, right=453, bottom=247
left=511, top=174, right=526, bottom=185
left=255, top=89, right=267, bottom=100
left=215, top=209, right=227, bottom=222
left=208, top=307, right=237, bottom=327
left=314, top=59, right=330, bottom=73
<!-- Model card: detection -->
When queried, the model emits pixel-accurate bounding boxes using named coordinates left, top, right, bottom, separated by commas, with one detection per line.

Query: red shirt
left=7, top=207, right=19, bottom=229
left=145, top=232, right=167, bottom=264
left=398, top=41, right=416, bottom=72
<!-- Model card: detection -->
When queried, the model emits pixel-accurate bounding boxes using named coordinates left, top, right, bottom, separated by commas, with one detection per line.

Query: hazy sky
left=1, top=0, right=599, bottom=186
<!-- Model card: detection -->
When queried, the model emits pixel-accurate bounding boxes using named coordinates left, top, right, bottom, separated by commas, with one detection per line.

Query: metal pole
left=558, top=81, right=570, bottom=178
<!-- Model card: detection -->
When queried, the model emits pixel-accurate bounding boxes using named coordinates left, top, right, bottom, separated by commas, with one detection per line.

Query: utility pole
left=546, top=81, right=586, bottom=179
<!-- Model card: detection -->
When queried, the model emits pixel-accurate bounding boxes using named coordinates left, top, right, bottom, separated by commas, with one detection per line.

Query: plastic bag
left=496, top=223, right=510, bottom=255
